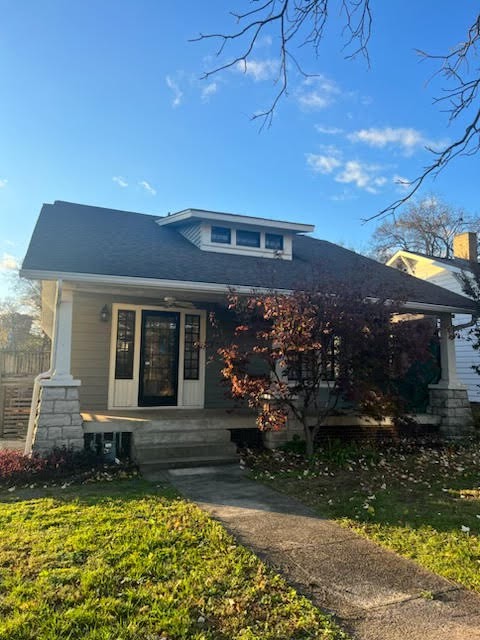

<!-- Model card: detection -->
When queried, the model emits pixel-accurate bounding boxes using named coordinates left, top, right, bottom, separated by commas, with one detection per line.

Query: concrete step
left=133, top=429, right=232, bottom=445
left=139, top=454, right=240, bottom=472
left=133, top=442, right=238, bottom=463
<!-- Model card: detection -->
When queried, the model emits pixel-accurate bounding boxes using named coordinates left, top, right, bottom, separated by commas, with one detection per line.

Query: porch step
left=133, top=428, right=232, bottom=445
left=139, top=454, right=240, bottom=472
left=134, top=442, right=238, bottom=463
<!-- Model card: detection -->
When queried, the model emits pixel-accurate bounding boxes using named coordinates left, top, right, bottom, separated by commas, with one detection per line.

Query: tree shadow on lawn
left=0, top=476, right=178, bottom=506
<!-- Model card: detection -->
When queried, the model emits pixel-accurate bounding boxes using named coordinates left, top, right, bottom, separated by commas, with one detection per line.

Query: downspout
left=24, top=280, right=62, bottom=455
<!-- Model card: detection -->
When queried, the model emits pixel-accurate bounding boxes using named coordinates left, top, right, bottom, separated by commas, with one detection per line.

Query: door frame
left=107, top=303, right=206, bottom=410
left=138, top=309, right=180, bottom=407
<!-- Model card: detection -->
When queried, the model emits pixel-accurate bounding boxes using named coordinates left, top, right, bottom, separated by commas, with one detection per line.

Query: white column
left=48, top=284, right=79, bottom=385
left=437, top=314, right=463, bottom=388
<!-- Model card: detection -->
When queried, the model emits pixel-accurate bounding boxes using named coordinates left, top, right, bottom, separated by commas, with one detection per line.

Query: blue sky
left=0, top=1, right=478, bottom=298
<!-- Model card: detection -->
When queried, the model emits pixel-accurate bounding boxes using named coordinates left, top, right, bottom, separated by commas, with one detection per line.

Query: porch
left=82, top=408, right=258, bottom=470
left=24, top=281, right=475, bottom=467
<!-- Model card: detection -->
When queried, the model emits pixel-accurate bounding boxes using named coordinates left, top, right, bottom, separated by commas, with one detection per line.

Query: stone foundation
left=32, top=382, right=84, bottom=454
left=427, top=385, right=475, bottom=438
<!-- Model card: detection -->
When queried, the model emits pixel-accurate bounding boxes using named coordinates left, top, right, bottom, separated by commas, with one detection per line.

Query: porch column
left=428, top=314, right=474, bottom=437
left=31, top=283, right=84, bottom=454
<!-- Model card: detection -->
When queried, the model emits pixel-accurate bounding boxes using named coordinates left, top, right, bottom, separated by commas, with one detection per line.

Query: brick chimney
left=453, top=232, right=478, bottom=262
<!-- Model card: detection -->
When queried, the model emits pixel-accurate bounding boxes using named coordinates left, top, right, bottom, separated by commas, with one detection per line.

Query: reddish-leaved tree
left=217, top=283, right=435, bottom=456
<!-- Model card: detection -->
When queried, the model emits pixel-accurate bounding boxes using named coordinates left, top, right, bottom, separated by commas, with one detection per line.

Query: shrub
left=0, top=447, right=102, bottom=486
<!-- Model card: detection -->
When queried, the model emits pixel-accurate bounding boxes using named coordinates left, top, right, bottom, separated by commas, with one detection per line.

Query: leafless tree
left=370, top=196, right=480, bottom=262
left=194, top=2, right=480, bottom=218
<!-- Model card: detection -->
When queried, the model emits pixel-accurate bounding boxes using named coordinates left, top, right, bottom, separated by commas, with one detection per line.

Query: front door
left=138, top=310, right=180, bottom=406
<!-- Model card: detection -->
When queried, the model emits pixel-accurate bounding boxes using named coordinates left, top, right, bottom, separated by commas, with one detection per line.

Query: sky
left=0, top=1, right=479, bottom=299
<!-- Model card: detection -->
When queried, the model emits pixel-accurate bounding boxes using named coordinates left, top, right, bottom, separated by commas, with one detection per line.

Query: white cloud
left=0, top=253, right=19, bottom=271
left=335, top=160, right=387, bottom=194
left=315, top=125, right=344, bottom=135
left=112, top=176, right=128, bottom=188
left=236, top=58, right=278, bottom=81
left=201, top=81, right=217, bottom=102
left=349, top=127, right=444, bottom=155
left=306, top=152, right=341, bottom=174
left=139, top=180, right=156, bottom=196
left=166, top=75, right=183, bottom=107
left=0, top=179, right=7, bottom=188
left=297, top=75, right=340, bottom=110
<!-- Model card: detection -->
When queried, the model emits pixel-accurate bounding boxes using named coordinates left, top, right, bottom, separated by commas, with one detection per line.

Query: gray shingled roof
left=22, top=201, right=476, bottom=311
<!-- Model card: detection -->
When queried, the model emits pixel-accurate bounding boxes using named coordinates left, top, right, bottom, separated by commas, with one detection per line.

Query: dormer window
left=265, top=233, right=284, bottom=251
left=157, top=208, right=315, bottom=261
left=211, top=226, right=231, bottom=244
left=237, top=229, right=260, bottom=248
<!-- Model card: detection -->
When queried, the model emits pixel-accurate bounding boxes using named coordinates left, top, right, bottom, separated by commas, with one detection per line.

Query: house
left=387, top=232, right=480, bottom=402
left=21, top=201, right=477, bottom=468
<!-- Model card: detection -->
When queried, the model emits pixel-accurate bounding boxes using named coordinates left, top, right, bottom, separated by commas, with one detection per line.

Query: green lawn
left=0, top=478, right=346, bottom=640
left=246, top=438, right=480, bottom=593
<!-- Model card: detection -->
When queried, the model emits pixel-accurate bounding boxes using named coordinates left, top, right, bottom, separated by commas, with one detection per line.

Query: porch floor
left=81, top=408, right=258, bottom=433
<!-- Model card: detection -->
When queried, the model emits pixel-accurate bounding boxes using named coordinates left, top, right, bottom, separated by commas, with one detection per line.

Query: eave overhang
left=20, top=268, right=477, bottom=316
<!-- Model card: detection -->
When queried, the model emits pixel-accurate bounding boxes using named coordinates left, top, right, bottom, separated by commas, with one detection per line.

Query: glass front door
left=138, top=311, right=180, bottom=406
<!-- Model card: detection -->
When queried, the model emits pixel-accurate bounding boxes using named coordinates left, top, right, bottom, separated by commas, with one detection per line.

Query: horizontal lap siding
left=205, top=309, right=237, bottom=409
left=71, top=292, right=112, bottom=409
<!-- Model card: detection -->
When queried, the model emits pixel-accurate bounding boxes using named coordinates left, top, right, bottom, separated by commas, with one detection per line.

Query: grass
left=0, top=478, right=346, bottom=640
left=245, top=437, right=480, bottom=593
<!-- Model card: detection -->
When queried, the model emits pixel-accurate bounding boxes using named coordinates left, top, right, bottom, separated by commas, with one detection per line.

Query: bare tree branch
left=192, top=0, right=371, bottom=128
left=195, top=3, right=480, bottom=216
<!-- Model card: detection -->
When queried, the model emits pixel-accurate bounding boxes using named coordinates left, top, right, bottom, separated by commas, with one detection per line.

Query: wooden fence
left=0, top=350, right=50, bottom=440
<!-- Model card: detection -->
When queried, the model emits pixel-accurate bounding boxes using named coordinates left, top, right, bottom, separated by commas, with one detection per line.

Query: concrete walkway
left=164, top=465, right=480, bottom=640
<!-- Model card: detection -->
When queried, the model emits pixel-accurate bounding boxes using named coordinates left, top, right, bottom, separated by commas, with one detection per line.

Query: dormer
left=156, top=208, right=314, bottom=260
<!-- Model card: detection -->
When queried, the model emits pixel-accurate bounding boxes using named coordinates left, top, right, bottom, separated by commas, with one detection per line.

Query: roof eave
left=20, top=268, right=476, bottom=315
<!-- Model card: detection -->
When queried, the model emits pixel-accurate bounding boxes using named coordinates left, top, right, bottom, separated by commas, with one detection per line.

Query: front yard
left=0, top=477, right=346, bottom=640
left=246, top=437, right=480, bottom=593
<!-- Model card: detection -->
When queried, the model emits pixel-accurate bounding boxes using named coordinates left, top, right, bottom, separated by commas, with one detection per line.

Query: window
left=115, top=310, right=136, bottom=379
left=286, top=336, right=338, bottom=383
left=265, top=233, right=284, bottom=251
left=237, top=229, right=260, bottom=248
left=211, top=226, right=231, bottom=244
left=184, top=314, right=201, bottom=380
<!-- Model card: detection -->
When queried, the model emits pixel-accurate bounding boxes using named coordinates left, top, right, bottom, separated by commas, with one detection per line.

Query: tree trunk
left=304, top=424, right=314, bottom=457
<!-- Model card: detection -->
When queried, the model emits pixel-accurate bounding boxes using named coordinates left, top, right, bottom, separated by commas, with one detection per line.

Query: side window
left=184, top=314, right=201, bottom=380
left=115, top=310, right=136, bottom=379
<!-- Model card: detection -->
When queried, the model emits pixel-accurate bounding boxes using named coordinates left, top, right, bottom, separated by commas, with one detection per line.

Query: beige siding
left=71, top=292, right=112, bottom=409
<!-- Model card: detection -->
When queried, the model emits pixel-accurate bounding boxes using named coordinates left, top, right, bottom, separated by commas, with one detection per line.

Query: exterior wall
left=205, top=308, right=240, bottom=409
left=178, top=222, right=202, bottom=248
left=71, top=292, right=112, bottom=409
left=72, top=291, right=216, bottom=410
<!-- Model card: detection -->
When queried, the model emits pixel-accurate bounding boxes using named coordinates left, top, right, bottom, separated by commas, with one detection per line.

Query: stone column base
left=427, top=385, right=475, bottom=438
left=32, top=380, right=84, bottom=454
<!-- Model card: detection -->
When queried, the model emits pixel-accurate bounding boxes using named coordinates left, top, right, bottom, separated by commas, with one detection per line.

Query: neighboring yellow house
left=387, top=232, right=480, bottom=402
